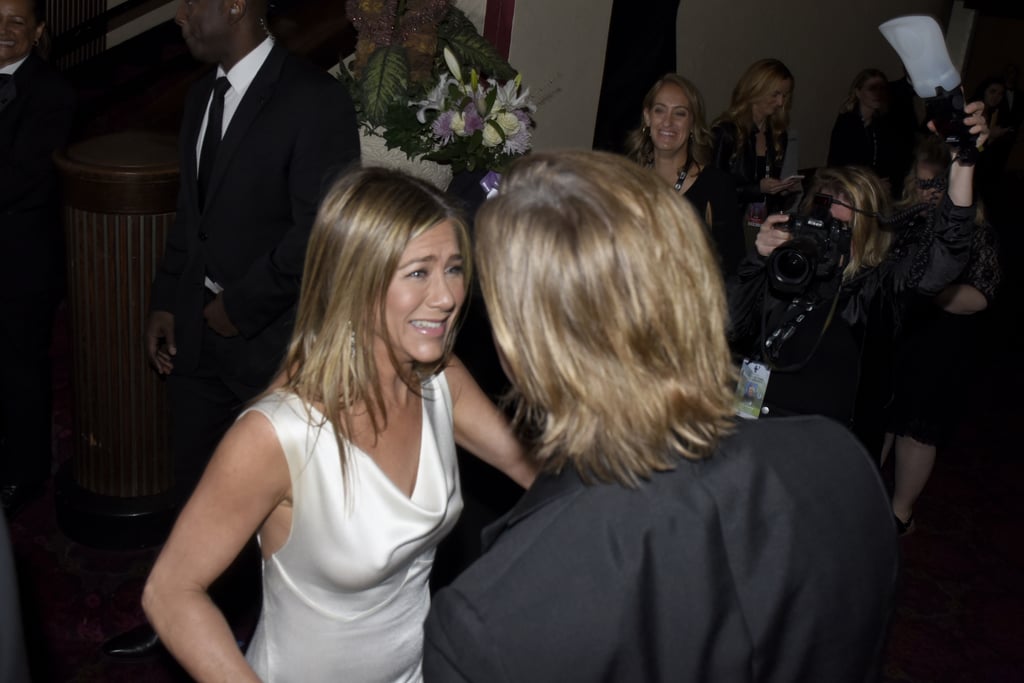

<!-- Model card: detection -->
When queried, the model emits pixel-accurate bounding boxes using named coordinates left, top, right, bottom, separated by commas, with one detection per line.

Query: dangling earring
left=642, top=125, right=650, bottom=138
left=258, top=16, right=271, bottom=37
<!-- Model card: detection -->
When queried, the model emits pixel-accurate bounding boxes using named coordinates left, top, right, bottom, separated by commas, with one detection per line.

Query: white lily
left=415, top=72, right=458, bottom=124
left=493, top=74, right=536, bottom=113
left=443, top=47, right=463, bottom=84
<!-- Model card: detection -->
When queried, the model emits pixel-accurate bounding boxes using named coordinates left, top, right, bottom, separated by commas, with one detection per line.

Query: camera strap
left=756, top=281, right=843, bottom=373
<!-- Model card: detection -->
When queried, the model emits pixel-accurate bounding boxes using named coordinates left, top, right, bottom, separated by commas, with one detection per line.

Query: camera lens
left=774, top=249, right=809, bottom=282
left=767, top=243, right=815, bottom=294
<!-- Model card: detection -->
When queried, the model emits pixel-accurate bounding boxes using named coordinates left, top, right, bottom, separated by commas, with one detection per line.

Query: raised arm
left=946, top=99, right=989, bottom=208
left=142, top=411, right=290, bottom=682
left=909, top=99, right=991, bottom=296
left=447, top=358, right=537, bottom=489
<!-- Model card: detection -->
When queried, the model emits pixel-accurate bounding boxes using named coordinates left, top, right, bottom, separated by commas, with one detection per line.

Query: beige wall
left=507, top=0, right=615, bottom=152
left=677, top=0, right=953, bottom=168
left=457, top=0, right=487, bottom=32
left=507, top=0, right=960, bottom=163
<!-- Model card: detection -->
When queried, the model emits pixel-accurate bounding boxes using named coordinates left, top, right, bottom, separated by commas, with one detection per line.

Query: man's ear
left=228, top=0, right=248, bottom=20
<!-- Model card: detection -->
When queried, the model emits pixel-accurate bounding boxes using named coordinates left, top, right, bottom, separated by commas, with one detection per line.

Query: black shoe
left=102, top=623, right=162, bottom=659
left=894, top=513, right=916, bottom=537
left=0, top=483, right=43, bottom=518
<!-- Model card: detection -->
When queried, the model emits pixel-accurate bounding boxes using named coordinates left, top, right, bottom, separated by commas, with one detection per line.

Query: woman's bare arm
left=142, top=410, right=290, bottom=682
left=447, top=357, right=537, bottom=489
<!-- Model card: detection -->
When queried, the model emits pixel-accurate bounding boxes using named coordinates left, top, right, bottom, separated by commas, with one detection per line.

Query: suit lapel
left=1, top=53, right=39, bottom=115
left=183, top=71, right=212, bottom=212
left=202, top=45, right=286, bottom=209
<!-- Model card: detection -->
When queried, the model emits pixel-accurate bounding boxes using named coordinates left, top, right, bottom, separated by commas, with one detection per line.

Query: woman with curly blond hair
left=626, top=73, right=743, bottom=274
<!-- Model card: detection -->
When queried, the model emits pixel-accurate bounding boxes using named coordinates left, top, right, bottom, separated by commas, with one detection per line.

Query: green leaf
left=484, top=87, right=498, bottom=116
left=360, top=46, right=411, bottom=127
left=439, top=6, right=517, bottom=81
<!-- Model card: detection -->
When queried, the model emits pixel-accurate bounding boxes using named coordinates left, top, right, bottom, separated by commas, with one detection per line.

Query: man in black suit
left=424, top=151, right=900, bottom=682
left=104, top=0, right=359, bottom=657
left=148, top=0, right=359, bottom=499
left=0, top=0, right=76, bottom=517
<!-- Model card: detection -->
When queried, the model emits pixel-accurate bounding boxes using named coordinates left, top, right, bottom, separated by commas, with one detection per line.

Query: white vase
left=358, top=128, right=453, bottom=191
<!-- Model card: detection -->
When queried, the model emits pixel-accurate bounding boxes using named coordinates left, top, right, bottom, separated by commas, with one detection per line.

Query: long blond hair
left=713, top=58, right=793, bottom=167
left=280, top=167, right=471, bottom=473
left=805, top=166, right=891, bottom=279
left=475, top=150, right=736, bottom=486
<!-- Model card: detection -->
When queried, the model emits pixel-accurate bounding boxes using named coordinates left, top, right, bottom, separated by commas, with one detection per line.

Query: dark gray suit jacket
left=0, top=52, right=75, bottom=295
left=150, top=44, right=359, bottom=386
left=424, top=416, right=899, bottom=683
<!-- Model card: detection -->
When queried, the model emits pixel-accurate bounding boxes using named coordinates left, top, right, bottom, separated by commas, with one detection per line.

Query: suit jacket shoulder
left=424, top=416, right=899, bottom=683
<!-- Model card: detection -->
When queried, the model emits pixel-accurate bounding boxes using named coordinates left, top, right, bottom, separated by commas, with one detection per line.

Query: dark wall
left=592, top=0, right=681, bottom=153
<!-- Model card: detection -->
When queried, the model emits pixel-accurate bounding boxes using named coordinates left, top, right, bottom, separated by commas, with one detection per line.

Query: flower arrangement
left=342, top=0, right=536, bottom=173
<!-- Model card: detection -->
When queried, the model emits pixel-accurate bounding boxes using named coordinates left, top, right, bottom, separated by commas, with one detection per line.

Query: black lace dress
left=885, top=220, right=1001, bottom=445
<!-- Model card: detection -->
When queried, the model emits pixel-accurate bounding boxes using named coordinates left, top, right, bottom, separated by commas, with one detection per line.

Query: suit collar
left=480, top=466, right=588, bottom=552
left=0, top=53, right=40, bottom=113
left=0, top=52, right=30, bottom=77
left=219, top=37, right=275, bottom=102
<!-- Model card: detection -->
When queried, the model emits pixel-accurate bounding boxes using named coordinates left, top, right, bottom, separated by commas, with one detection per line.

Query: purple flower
left=462, top=105, right=484, bottom=135
left=504, top=110, right=533, bottom=155
left=432, top=111, right=456, bottom=144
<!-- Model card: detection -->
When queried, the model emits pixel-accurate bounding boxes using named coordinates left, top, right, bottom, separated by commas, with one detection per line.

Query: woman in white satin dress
left=141, top=167, right=536, bottom=682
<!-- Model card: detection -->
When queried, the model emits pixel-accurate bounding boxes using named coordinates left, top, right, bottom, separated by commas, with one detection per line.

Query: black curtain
left=592, top=0, right=681, bottom=153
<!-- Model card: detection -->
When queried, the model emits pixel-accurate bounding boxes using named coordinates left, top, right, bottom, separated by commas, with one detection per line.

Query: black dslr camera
left=766, top=194, right=852, bottom=295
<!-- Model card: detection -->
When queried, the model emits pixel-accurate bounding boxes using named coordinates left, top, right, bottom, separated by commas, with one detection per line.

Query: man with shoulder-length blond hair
left=423, top=150, right=899, bottom=682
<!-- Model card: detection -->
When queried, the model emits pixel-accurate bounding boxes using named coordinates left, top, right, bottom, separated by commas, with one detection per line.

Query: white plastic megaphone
left=879, top=15, right=976, bottom=160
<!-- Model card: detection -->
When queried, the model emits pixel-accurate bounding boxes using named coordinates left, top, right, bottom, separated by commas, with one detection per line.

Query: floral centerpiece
left=341, top=0, right=536, bottom=175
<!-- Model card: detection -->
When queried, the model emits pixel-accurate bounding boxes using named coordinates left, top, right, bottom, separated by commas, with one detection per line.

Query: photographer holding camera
left=727, top=100, right=988, bottom=431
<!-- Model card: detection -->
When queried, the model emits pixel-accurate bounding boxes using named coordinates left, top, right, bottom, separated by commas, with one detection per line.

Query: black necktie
left=197, top=77, right=230, bottom=208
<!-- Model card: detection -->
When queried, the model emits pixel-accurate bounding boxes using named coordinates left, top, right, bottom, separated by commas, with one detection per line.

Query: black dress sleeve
left=712, top=122, right=763, bottom=206
left=705, top=168, right=745, bottom=277
left=827, top=111, right=860, bottom=168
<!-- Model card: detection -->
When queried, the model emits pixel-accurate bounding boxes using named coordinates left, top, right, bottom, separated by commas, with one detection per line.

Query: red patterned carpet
left=7, top=203, right=1024, bottom=680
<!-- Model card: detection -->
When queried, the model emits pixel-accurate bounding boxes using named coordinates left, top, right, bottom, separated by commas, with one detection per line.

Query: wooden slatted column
left=54, top=131, right=179, bottom=549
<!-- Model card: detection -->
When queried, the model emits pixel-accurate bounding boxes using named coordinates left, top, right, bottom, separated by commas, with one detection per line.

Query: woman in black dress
left=626, top=73, right=743, bottom=276
left=711, top=59, right=802, bottom=252
left=827, top=68, right=906, bottom=197
left=881, top=137, right=1001, bottom=535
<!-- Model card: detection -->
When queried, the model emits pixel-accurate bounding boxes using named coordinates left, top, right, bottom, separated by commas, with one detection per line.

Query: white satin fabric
left=242, top=373, right=463, bottom=682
